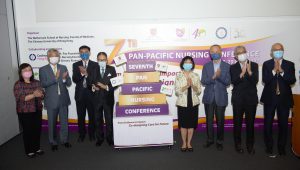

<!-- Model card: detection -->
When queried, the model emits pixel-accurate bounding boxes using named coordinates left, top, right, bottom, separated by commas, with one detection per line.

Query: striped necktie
left=53, top=65, right=60, bottom=95
left=101, top=67, right=105, bottom=78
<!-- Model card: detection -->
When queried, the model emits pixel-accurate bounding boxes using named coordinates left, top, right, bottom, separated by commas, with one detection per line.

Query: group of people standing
left=13, top=43, right=295, bottom=159
left=14, top=46, right=116, bottom=158
left=175, top=43, right=296, bottom=158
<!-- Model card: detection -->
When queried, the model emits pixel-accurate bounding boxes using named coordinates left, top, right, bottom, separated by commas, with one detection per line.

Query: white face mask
left=237, top=53, right=247, bottom=62
left=49, top=57, right=59, bottom=65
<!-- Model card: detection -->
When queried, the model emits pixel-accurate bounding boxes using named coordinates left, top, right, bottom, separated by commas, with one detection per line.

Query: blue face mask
left=211, top=53, right=221, bottom=60
left=80, top=53, right=89, bottom=60
left=273, top=50, right=284, bottom=59
left=183, top=63, right=193, bottom=71
left=98, top=61, right=106, bottom=68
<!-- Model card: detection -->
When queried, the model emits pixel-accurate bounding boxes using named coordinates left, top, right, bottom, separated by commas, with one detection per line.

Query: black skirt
left=177, top=87, right=199, bottom=129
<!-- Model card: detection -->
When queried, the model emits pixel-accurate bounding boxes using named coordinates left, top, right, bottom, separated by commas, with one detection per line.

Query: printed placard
left=110, top=76, right=124, bottom=87
left=155, top=61, right=168, bottom=72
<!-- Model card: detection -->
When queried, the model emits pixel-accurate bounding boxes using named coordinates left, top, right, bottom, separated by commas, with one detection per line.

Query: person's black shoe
left=27, top=152, right=36, bottom=158
left=265, top=148, right=277, bottom=158
left=265, top=148, right=273, bottom=155
left=235, top=144, right=244, bottom=153
left=235, top=147, right=244, bottom=154
left=278, top=150, right=286, bottom=156
left=203, top=142, right=214, bottom=148
left=216, top=143, right=223, bottom=151
left=63, top=142, right=72, bottom=148
left=51, top=145, right=58, bottom=151
left=180, top=147, right=187, bottom=152
left=187, top=147, right=194, bottom=152
left=77, top=136, right=85, bottom=142
left=36, top=149, right=45, bottom=155
left=96, top=140, right=103, bottom=147
left=107, top=140, right=114, bottom=146
left=247, top=147, right=255, bottom=155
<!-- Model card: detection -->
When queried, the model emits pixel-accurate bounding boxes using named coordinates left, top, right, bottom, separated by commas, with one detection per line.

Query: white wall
left=34, top=0, right=300, bottom=22
left=0, top=0, right=20, bottom=145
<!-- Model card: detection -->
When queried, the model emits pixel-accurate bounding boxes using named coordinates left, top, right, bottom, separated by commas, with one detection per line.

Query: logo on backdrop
left=215, top=27, right=228, bottom=39
left=176, top=28, right=185, bottom=37
left=192, top=28, right=206, bottom=39
left=29, top=54, right=37, bottom=61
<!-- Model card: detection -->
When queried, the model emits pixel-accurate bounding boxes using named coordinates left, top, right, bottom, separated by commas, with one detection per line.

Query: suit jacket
left=175, top=71, right=202, bottom=107
left=39, top=64, right=72, bottom=109
left=90, top=64, right=117, bottom=106
left=230, top=60, right=259, bottom=106
left=201, top=60, right=231, bottom=106
left=72, top=60, right=98, bottom=101
left=260, top=59, right=296, bottom=107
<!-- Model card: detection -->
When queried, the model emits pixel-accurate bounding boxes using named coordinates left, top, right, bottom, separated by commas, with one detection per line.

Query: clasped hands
left=92, top=82, right=107, bottom=91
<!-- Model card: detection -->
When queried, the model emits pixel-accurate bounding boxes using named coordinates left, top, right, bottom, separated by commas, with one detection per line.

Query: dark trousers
left=76, top=91, right=95, bottom=138
left=18, top=111, right=42, bottom=154
left=204, top=101, right=226, bottom=144
left=94, top=103, right=113, bottom=142
left=47, top=106, right=69, bottom=145
left=233, top=104, right=257, bottom=148
left=264, top=98, right=290, bottom=152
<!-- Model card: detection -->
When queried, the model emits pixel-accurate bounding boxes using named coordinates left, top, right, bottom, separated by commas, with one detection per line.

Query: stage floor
left=0, top=129, right=299, bottom=170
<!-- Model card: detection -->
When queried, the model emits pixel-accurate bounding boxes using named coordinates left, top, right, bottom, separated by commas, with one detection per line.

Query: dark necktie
left=83, top=62, right=87, bottom=88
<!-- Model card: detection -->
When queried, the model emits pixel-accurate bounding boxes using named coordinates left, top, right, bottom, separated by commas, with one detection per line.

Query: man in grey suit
left=201, top=44, right=231, bottom=151
left=39, top=48, right=72, bottom=151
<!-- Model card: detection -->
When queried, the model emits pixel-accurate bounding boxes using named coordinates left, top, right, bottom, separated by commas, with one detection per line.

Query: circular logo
left=29, top=54, right=37, bottom=61
left=216, top=27, right=227, bottom=39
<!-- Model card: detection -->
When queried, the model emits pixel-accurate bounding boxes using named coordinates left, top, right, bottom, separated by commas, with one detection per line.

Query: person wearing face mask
left=175, top=56, right=201, bottom=152
left=201, top=44, right=231, bottom=151
left=261, top=43, right=296, bottom=157
left=72, top=45, right=98, bottom=142
left=14, top=63, right=44, bottom=158
left=39, top=48, right=72, bottom=151
left=89, top=52, right=116, bottom=147
left=230, top=46, right=258, bottom=154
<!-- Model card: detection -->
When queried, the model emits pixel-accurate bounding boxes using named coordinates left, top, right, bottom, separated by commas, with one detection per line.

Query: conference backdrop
left=15, top=17, right=300, bottom=128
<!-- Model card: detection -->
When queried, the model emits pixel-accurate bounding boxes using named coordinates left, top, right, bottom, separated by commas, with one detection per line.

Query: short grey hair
left=271, top=43, right=284, bottom=52
left=233, top=46, right=247, bottom=57
left=47, top=48, right=60, bottom=57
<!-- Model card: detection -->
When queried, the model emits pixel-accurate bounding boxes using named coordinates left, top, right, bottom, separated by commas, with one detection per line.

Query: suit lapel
left=57, top=64, right=62, bottom=74
left=281, top=59, right=286, bottom=70
left=208, top=61, right=215, bottom=77
left=236, top=62, right=242, bottom=73
left=219, top=61, right=224, bottom=71
left=270, top=59, right=275, bottom=71
left=47, top=64, right=56, bottom=79
left=103, top=66, right=109, bottom=78
left=85, top=61, right=91, bottom=73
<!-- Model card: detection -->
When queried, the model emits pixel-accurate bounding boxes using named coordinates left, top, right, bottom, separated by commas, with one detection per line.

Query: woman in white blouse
left=175, top=56, right=201, bottom=152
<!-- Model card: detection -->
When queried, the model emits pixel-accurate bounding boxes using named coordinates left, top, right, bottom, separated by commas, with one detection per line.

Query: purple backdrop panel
left=121, top=82, right=162, bottom=95
left=116, top=103, right=169, bottom=117
left=126, top=61, right=156, bottom=72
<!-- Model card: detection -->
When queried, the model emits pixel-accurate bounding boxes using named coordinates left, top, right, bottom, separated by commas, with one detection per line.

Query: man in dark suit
left=90, top=52, right=117, bottom=146
left=230, top=46, right=258, bottom=154
left=261, top=43, right=296, bottom=156
left=201, top=44, right=231, bottom=151
left=72, top=45, right=98, bottom=142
